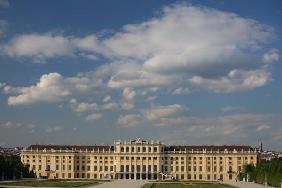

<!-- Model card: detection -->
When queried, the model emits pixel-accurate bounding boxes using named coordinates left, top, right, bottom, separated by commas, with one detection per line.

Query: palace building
left=20, top=139, right=258, bottom=181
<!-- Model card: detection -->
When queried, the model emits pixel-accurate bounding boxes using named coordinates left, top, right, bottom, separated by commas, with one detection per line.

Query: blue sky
left=0, top=0, right=281, bottom=150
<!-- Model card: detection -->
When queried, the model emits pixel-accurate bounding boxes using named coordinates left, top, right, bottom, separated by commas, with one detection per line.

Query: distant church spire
left=258, top=139, right=263, bottom=152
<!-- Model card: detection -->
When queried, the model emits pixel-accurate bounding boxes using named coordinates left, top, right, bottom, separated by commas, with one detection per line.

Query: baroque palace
left=21, top=139, right=258, bottom=181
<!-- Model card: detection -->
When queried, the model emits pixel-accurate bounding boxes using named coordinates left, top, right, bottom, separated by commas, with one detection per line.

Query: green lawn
left=0, top=180, right=100, bottom=187
left=142, top=182, right=237, bottom=188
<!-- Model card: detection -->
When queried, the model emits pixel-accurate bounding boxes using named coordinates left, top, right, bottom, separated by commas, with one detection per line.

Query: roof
left=164, top=145, right=255, bottom=152
left=26, top=144, right=114, bottom=152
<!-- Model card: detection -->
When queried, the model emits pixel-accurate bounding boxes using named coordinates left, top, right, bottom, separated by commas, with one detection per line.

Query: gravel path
left=224, top=180, right=277, bottom=188
left=90, top=180, right=147, bottom=188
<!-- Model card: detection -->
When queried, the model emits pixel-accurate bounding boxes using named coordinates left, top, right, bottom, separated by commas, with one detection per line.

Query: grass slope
left=0, top=180, right=100, bottom=187
left=142, top=182, right=237, bottom=188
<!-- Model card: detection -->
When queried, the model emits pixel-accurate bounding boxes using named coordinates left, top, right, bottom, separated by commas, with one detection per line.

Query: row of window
left=119, top=146, right=161, bottom=153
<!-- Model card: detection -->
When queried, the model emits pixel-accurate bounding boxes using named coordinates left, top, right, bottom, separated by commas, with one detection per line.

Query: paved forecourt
left=90, top=180, right=147, bottom=188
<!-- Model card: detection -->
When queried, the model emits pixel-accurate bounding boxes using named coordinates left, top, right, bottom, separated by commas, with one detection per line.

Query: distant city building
left=258, top=151, right=282, bottom=161
left=21, top=139, right=257, bottom=181
left=0, top=147, right=22, bottom=156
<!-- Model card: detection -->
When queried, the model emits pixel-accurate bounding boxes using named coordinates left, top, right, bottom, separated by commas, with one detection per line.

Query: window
left=154, top=147, right=158, bottom=152
left=148, top=147, right=152, bottom=152
left=94, top=166, right=97, bottom=171
left=126, top=147, right=129, bottom=152
left=143, top=165, right=146, bottom=172
left=121, top=165, right=124, bottom=172
left=137, top=147, right=141, bottom=152
left=154, top=165, right=157, bottom=172
left=142, top=147, right=146, bottom=152
left=131, top=147, right=135, bottom=152
left=56, top=165, right=59, bottom=170
left=121, top=147, right=124, bottom=152
left=87, top=166, right=90, bottom=171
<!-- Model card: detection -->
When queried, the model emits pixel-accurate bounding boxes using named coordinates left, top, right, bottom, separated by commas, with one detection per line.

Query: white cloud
left=6, top=72, right=100, bottom=105
left=2, top=33, right=100, bottom=62
left=117, top=114, right=143, bottom=128
left=0, top=82, right=6, bottom=89
left=2, top=4, right=278, bottom=108
left=189, top=68, right=271, bottom=93
left=121, top=102, right=134, bottom=110
left=0, top=0, right=9, bottom=8
left=145, top=96, right=157, bottom=102
left=172, top=87, right=190, bottom=95
left=7, top=73, right=70, bottom=105
left=102, top=102, right=119, bottom=110
left=85, top=113, right=103, bottom=121
left=45, top=126, right=63, bottom=133
left=263, top=48, right=279, bottom=63
left=221, top=106, right=245, bottom=113
left=3, top=34, right=73, bottom=61
left=156, top=113, right=274, bottom=145
left=69, top=99, right=98, bottom=112
left=0, top=121, right=12, bottom=128
left=103, top=95, right=111, bottom=102
left=122, top=87, right=136, bottom=101
left=256, top=125, right=271, bottom=132
left=99, top=4, right=274, bottom=92
left=154, top=113, right=272, bottom=127
left=144, top=104, right=189, bottom=121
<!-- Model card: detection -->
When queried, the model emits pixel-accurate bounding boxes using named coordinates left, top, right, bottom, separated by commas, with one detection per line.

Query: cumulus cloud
left=98, top=4, right=274, bottom=92
left=262, top=48, right=279, bottom=63
left=144, top=104, right=189, bottom=121
left=2, top=33, right=100, bottom=62
left=0, top=0, right=9, bottom=8
left=5, top=72, right=100, bottom=105
left=85, top=113, right=103, bottom=121
left=103, top=95, right=111, bottom=102
left=102, top=102, right=119, bottom=110
left=122, top=87, right=136, bottom=101
left=117, top=114, right=143, bottom=128
left=221, top=106, right=245, bottom=113
left=45, top=126, right=63, bottom=133
left=156, top=113, right=274, bottom=145
left=188, top=68, right=271, bottom=93
left=69, top=99, right=98, bottom=112
left=172, top=87, right=190, bottom=95
left=2, top=4, right=278, bottom=107
left=154, top=113, right=272, bottom=127
left=256, top=125, right=271, bottom=132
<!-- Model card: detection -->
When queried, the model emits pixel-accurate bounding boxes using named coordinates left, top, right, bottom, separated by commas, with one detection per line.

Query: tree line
left=239, top=158, right=282, bottom=187
left=0, top=155, right=35, bottom=180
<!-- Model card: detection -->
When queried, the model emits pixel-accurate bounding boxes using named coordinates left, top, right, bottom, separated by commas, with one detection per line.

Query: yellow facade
left=21, top=139, right=257, bottom=181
